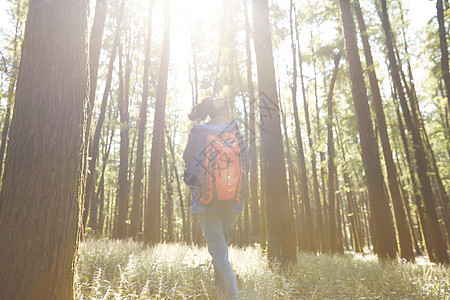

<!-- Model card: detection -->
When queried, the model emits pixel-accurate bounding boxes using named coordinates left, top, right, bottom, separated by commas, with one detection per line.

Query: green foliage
left=76, top=240, right=449, bottom=299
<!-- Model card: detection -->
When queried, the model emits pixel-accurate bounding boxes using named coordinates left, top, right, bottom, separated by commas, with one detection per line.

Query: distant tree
left=115, top=36, right=132, bottom=239
left=0, top=0, right=23, bottom=181
left=252, top=0, right=297, bottom=265
left=144, top=0, right=171, bottom=244
left=326, top=53, right=341, bottom=254
left=85, top=0, right=125, bottom=232
left=129, top=0, right=154, bottom=239
left=338, top=0, right=397, bottom=260
left=437, top=0, right=450, bottom=111
left=379, top=0, right=448, bottom=263
left=243, top=0, right=260, bottom=244
left=289, top=0, right=316, bottom=253
left=0, top=0, right=88, bottom=297
left=353, top=0, right=414, bottom=261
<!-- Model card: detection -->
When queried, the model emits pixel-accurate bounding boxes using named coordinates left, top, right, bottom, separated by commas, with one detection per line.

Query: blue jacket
left=183, top=121, right=249, bottom=215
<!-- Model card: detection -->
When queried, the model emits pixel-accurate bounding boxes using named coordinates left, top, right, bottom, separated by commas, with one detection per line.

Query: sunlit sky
left=0, top=0, right=437, bottom=115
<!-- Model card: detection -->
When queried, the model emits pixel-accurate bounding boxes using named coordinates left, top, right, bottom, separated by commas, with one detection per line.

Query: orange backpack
left=199, top=130, right=242, bottom=205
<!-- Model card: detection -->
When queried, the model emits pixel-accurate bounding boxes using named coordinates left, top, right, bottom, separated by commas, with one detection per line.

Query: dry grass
left=75, top=239, right=449, bottom=299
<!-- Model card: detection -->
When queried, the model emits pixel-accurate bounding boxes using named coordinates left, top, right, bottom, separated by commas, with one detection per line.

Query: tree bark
left=379, top=0, right=448, bottom=263
left=0, top=0, right=88, bottom=297
left=129, top=0, right=154, bottom=239
left=144, top=0, right=170, bottom=244
left=252, top=0, right=297, bottom=265
left=339, top=0, right=397, bottom=260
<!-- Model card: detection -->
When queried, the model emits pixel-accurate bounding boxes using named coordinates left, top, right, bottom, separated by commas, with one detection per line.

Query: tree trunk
left=167, top=132, right=190, bottom=243
left=129, top=0, right=154, bottom=239
left=0, top=0, right=88, bottom=297
left=280, top=99, right=302, bottom=251
left=252, top=0, right=297, bottom=265
left=326, top=54, right=341, bottom=253
left=115, top=38, right=131, bottom=239
left=379, top=0, right=448, bottom=263
left=243, top=0, right=260, bottom=244
left=162, top=141, right=174, bottom=243
left=97, top=113, right=116, bottom=236
left=354, top=1, right=414, bottom=261
left=295, top=12, right=324, bottom=255
left=85, top=0, right=124, bottom=231
left=288, top=0, right=315, bottom=253
left=144, top=0, right=170, bottom=244
left=339, top=0, right=397, bottom=260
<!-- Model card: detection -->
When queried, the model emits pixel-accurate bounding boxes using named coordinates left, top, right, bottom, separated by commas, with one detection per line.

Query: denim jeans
left=196, top=211, right=239, bottom=299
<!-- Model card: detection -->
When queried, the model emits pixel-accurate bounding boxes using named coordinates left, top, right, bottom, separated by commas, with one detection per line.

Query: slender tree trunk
left=243, top=0, right=260, bottom=244
left=85, top=0, right=124, bottom=231
left=339, top=0, right=397, bottom=260
left=379, top=0, right=448, bottom=263
left=0, top=0, right=88, bottom=297
left=115, top=38, right=131, bottom=239
left=354, top=1, right=414, bottom=261
left=144, top=0, right=170, bottom=244
left=167, top=132, right=190, bottom=243
left=97, top=115, right=116, bottom=236
left=336, top=115, right=364, bottom=253
left=296, top=12, right=324, bottom=255
left=252, top=0, right=297, bottom=265
left=129, top=0, right=154, bottom=239
left=394, top=94, right=436, bottom=261
left=288, top=0, right=315, bottom=253
left=280, top=99, right=302, bottom=251
left=325, top=54, right=341, bottom=254
left=162, top=142, right=174, bottom=243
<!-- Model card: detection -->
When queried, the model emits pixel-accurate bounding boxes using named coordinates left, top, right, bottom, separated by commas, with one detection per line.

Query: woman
left=183, top=97, right=248, bottom=299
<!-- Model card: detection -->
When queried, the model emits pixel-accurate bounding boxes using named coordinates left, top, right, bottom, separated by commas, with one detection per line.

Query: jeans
left=196, top=211, right=239, bottom=299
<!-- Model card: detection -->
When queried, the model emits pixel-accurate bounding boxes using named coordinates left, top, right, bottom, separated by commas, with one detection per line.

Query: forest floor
left=75, top=239, right=449, bottom=299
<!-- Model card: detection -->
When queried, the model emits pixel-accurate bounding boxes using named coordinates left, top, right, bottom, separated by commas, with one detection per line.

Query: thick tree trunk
left=379, top=0, right=448, bottom=263
left=252, top=0, right=297, bottom=265
left=129, top=0, right=154, bottom=239
left=339, top=0, right=397, bottom=260
left=354, top=1, right=414, bottom=261
left=0, top=0, right=88, bottom=297
left=144, top=0, right=170, bottom=244
left=243, top=0, right=260, bottom=244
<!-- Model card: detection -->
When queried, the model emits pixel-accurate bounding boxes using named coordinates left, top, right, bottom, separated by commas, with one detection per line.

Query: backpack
left=199, top=130, right=243, bottom=205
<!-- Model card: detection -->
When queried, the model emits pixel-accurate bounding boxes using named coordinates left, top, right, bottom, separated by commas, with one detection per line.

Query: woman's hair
left=188, top=97, right=231, bottom=122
